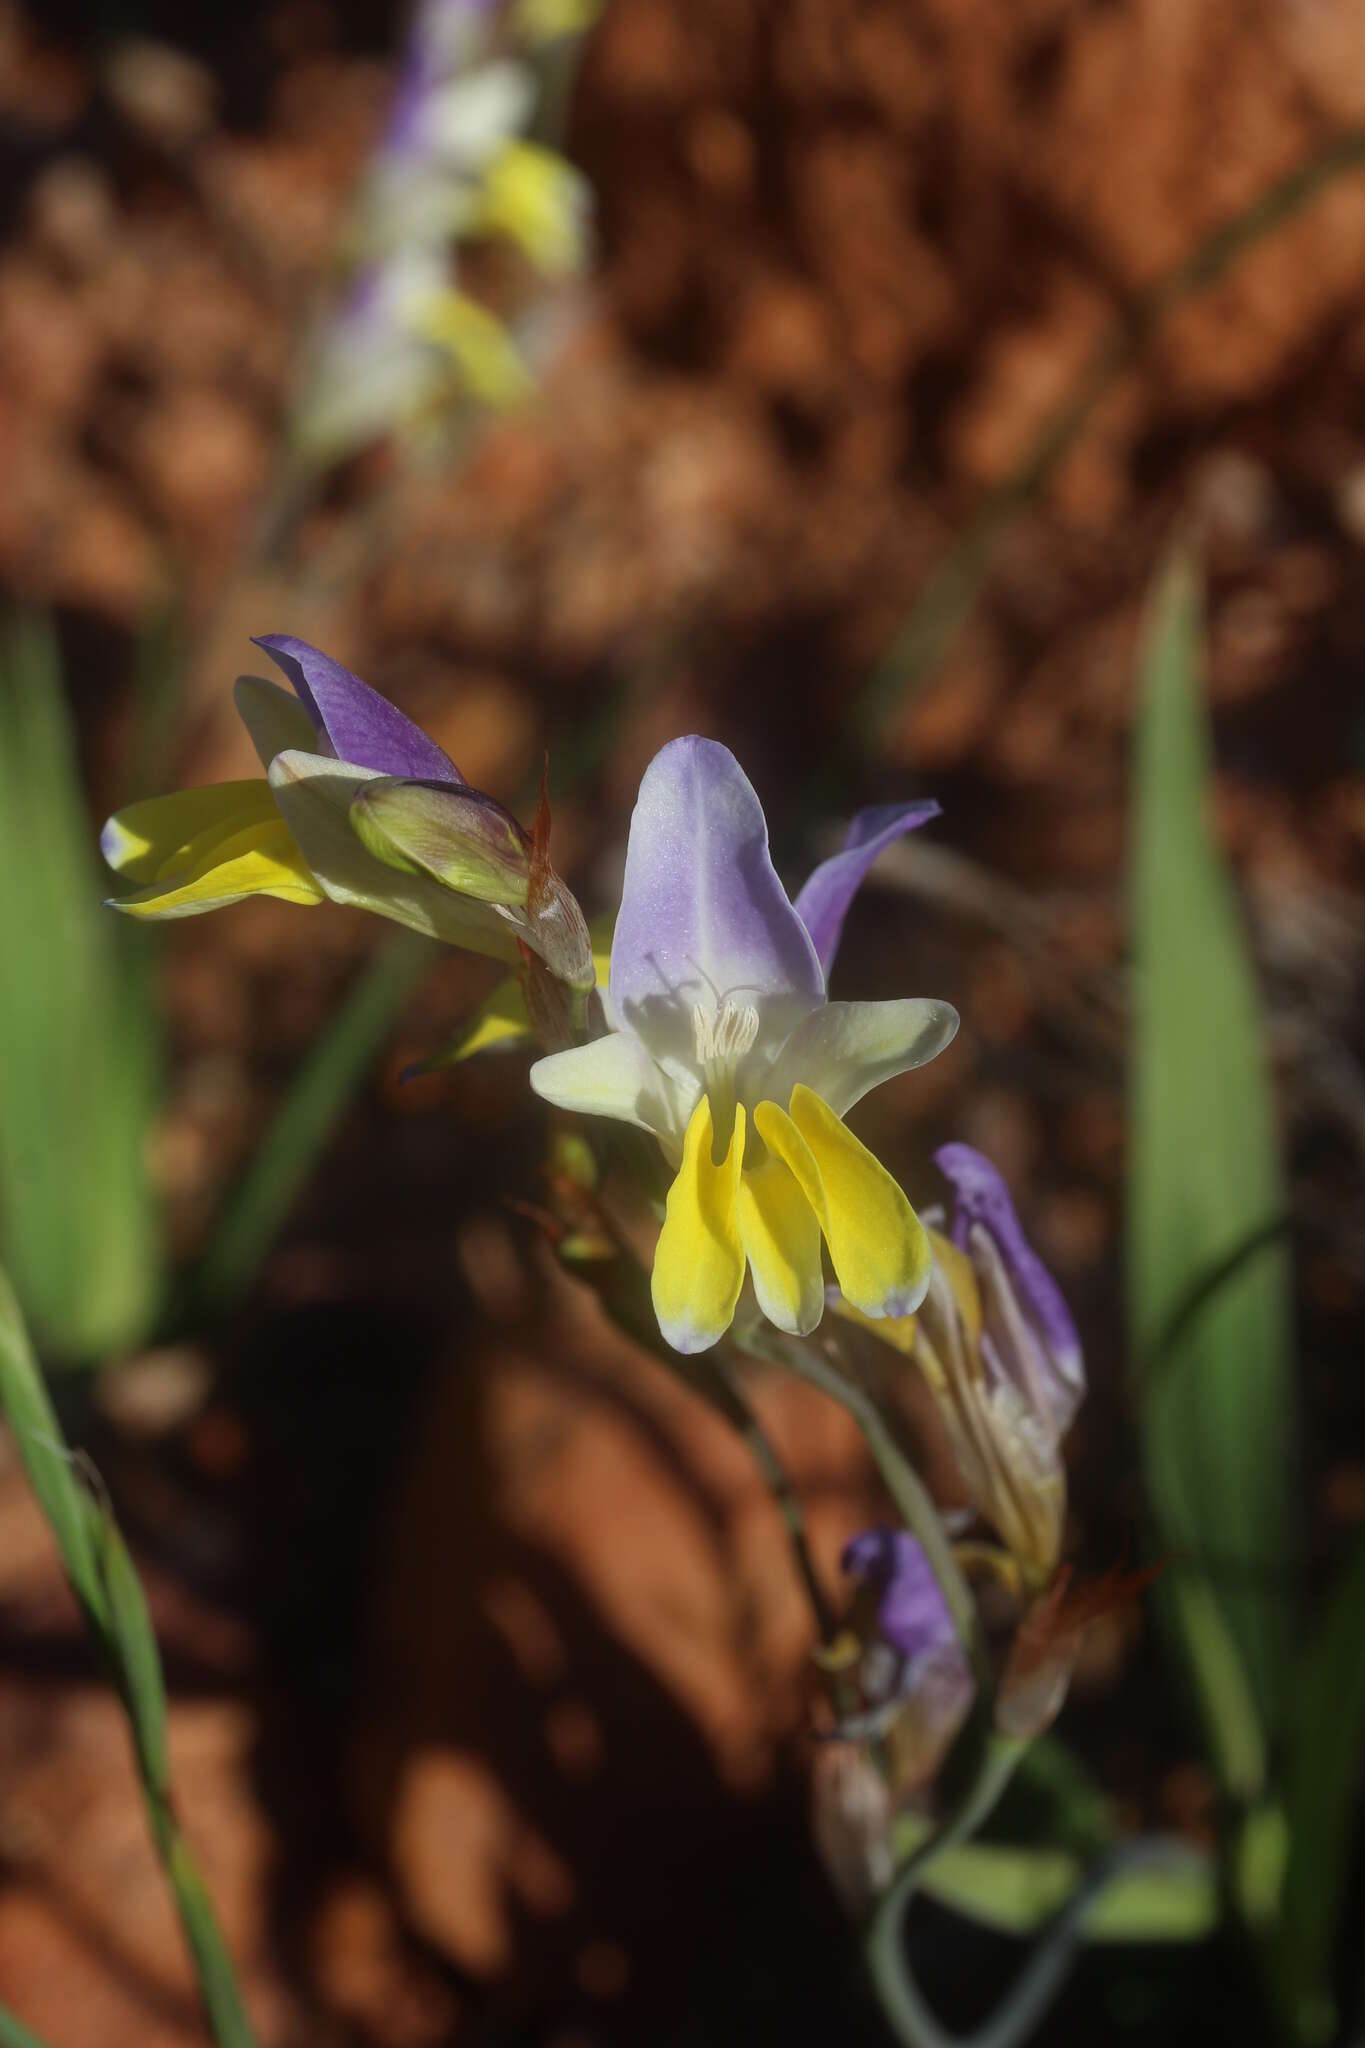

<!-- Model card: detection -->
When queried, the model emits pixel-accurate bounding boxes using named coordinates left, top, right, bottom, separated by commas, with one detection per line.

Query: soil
left=1, top=0, right=1364, bottom=2042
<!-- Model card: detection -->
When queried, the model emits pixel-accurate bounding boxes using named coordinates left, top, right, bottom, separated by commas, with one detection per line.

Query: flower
left=837, top=1529, right=975, bottom=1783
left=101, top=636, right=593, bottom=990
left=529, top=736, right=957, bottom=1351
left=842, top=1145, right=1084, bottom=1589
left=289, top=0, right=592, bottom=465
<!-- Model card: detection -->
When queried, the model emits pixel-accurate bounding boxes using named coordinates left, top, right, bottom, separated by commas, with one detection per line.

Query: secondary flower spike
left=529, top=736, right=957, bottom=1351
left=101, top=636, right=593, bottom=990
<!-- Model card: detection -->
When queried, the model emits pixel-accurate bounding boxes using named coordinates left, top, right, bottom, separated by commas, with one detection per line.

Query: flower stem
left=700, top=1351, right=838, bottom=1646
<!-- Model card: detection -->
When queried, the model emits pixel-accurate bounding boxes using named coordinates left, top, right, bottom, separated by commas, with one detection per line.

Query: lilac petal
left=794, top=801, right=941, bottom=979
left=610, top=737, right=823, bottom=1051
left=841, top=1529, right=958, bottom=1665
left=254, top=635, right=464, bottom=786
left=934, top=1142, right=1085, bottom=1432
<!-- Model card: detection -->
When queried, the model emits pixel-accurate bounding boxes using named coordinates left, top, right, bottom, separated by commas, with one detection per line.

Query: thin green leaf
left=0, top=612, right=163, bottom=1359
left=91, top=1494, right=171, bottom=1802
left=0, top=1269, right=107, bottom=1630
left=856, top=126, right=1365, bottom=747
left=1127, top=547, right=1294, bottom=1792
left=0, top=2001, right=53, bottom=2048
left=0, top=1265, right=256, bottom=2047
left=183, top=930, right=433, bottom=1321
left=1270, top=1530, right=1365, bottom=2044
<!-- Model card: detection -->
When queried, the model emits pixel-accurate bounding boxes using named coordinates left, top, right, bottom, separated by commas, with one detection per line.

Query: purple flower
left=934, top=1143, right=1084, bottom=1444
left=528, top=738, right=958, bottom=1352
left=903, top=1147, right=1085, bottom=1587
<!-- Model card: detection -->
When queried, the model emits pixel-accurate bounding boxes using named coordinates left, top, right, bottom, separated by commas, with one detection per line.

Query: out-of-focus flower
left=289, top=0, right=594, bottom=466
left=838, top=1146, right=1084, bottom=1589
left=101, top=636, right=592, bottom=991
left=529, top=738, right=956, bottom=1351
left=837, top=1529, right=975, bottom=1787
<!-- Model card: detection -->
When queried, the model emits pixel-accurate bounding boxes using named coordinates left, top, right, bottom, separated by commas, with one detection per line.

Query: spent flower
left=836, top=1529, right=975, bottom=1789
left=530, top=737, right=956, bottom=1351
left=839, top=1144, right=1084, bottom=1588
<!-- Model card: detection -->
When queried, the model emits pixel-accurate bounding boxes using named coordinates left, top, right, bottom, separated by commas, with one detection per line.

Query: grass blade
left=183, top=930, right=433, bottom=1322
left=1127, top=547, right=1294, bottom=1794
left=1270, top=1530, right=1365, bottom=2043
left=887, top=1821, right=1218, bottom=1944
left=855, top=126, right=1365, bottom=748
left=0, top=612, right=163, bottom=1360
left=0, top=1268, right=257, bottom=2047
left=0, top=2004, right=52, bottom=2048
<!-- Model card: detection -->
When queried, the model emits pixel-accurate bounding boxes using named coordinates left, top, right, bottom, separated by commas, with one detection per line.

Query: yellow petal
left=418, top=290, right=533, bottom=409
left=425, top=976, right=531, bottom=1068
left=651, top=1097, right=746, bottom=1353
left=472, top=141, right=588, bottom=274
left=754, top=1084, right=929, bottom=1320
left=827, top=1290, right=917, bottom=1357
left=736, top=1153, right=824, bottom=1336
left=103, top=783, right=322, bottom=918
left=102, top=782, right=279, bottom=879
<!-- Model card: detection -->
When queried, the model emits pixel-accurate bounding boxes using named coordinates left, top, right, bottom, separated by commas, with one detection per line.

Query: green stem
left=701, top=1350, right=838, bottom=1645
left=856, top=123, right=1365, bottom=744
left=574, top=1234, right=839, bottom=1651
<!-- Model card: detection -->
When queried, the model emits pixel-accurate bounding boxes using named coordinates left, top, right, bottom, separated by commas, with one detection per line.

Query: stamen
left=691, top=998, right=760, bottom=1158
left=691, top=998, right=760, bottom=1067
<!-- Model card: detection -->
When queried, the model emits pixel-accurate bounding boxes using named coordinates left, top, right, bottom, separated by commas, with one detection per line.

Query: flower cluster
left=106, top=637, right=1098, bottom=1813
left=833, top=1153, right=1092, bottom=1787
left=107, top=660, right=960, bottom=1357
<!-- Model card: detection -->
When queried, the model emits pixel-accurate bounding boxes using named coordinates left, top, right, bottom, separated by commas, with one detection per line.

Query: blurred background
left=1, top=1, right=1364, bottom=2043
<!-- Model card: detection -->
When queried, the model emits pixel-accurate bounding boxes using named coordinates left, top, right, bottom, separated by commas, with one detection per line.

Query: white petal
left=760, top=998, right=958, bottom=1119
left=529, top=1032, right=696, bottom=1143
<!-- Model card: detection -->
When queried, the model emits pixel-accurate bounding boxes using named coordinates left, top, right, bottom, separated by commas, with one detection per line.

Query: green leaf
left=183, top=931, right=433, bottom=1322
left=91, top=1496, right=171, bottom=1803
left=0, top=2000, right=53, bottom=2048
left=0, top=1268, right=108, bottom=1630
left=0, top=1265, right=256, bottom=2047
left=1269, top=1530, right=1365, bottom=2044
left=896, top=1829, right=1219, bottom=1944
left=0, top=612, right=163, bottom=1359
left=1127, top=547, right=1294, bottom=1794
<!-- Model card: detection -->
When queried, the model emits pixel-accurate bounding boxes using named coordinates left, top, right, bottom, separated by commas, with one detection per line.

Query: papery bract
left=530, top=737, right=957, bottom=1351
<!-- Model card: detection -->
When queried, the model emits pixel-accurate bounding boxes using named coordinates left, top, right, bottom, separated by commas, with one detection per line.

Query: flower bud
left=350, top=776, right=532, bottom=905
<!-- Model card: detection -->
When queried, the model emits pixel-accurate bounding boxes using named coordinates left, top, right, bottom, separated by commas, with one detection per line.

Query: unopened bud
left=350, top=777, right=531, bottom=905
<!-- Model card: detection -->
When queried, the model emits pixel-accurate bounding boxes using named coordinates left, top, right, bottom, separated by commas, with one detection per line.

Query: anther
left=691, top=998, right=759, bottom=1067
